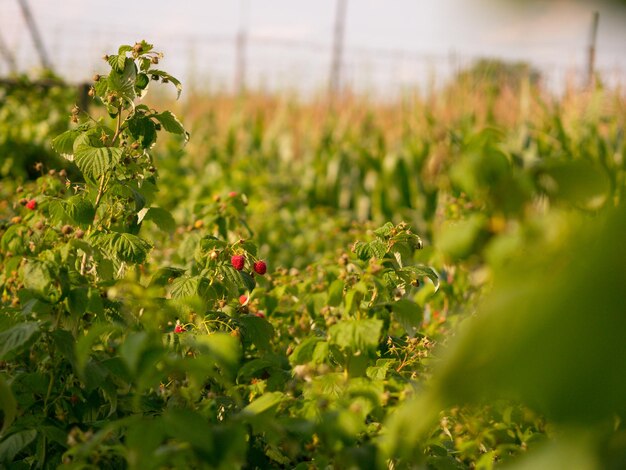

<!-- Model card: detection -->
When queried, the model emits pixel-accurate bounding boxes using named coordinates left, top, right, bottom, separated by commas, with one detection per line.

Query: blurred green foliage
left=0, top=73, right=78, bottom=179
left=1, top=47, right=626, bottom=468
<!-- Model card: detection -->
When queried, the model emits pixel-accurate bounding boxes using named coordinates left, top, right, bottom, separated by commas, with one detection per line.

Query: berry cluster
left=232, top=255, right=268, bottom=319
left=174, top=320, right=186, bottom=333
left=230, top=254, right=267, bottom=276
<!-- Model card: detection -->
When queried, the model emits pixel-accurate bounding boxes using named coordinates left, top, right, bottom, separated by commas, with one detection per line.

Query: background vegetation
left=1, top=45, right=625, bottom=469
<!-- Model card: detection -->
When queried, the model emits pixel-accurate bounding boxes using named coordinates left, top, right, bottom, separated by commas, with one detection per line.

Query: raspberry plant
left=0, top=41, right=197, bottom=467
left=49, top=40, right=187, bottom=274
left=2, top=40, right=535, bottom=470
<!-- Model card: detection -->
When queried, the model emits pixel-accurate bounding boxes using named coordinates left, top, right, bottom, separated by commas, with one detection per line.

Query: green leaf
left=198, top=237, right=228, bottom=257
left=51, top=197, right=96, bottom=227
left=51, top=127, right=86, bottom=159
left=119, top=331, right=158, bottom=377
left=189, top=333, right=241, bottom=379
left=504, top=437, right=597, bottom=470
left=21, top=260, right=65, bottom=303
left=436, top=214, right=488, bottom=261
left=239, top=241, right=258, bottom=257
left=329, top=319, right=382, bottom=353
left=449, top=143, right=511, bottom=199
left=289, top=337, right=324, bottom=365
left=87, top=288, right=104, bottom=315
left=0, top=225, right=26, bottom=255
left=65, top=195, right=95, bottom=227
left=237, top=358, right=276, bottom=381
left=219, top=265, right=246, bottom=296
left=18, top=298, right=42, bottom=318
left=401, top=265, right=439, bottom=290
left=94, top=74, right=109, bottom=96
left=139, top=58, right=151, bottom=72
left=0, top=322, right=40, bottom=359
left=149, top=267, right=185, bottom=286
left=538, top=159, right=611, bottom=210
left=124, top=417, right=164, bottom=468
left=0, top=430, right=37, bottom=463
left=353, top=241, right=372, bottom=261
left=73, top=134, right=123, bottom=180
left=50, top=329, right=77, bottom=365
left=101, top=380, right=118, bottom=417
left=240, top=391, right=284, bottom=418
left=368, top=238, right=387, bottom=259
left=240, top=271, right=256, bottom=292
left=427, top=455, right=467, bottom=470
left=162, top=410, right=214, bottom=458
left=75, top=323, right=119, bottom=378
left=430, top=208, right=626, bottom=424
left=154, top=111, right=188, bottom=141
left=110, top=182, right=147, bottom=211
left=327, top=279, right=344, bottom=307
left=136, top=40, right=154, bottom=54
left=135, top=72, right=149, bottom=92
left=395, top=231, right=423, bottom=251
left=107, top=53, right=127, bottom=73
left=170, top=275, right=207, bottom=299
left=0, top=377, right=17, bottom=436
left=148, top=69, right=183, bottom=99
left=108, top=57, right=137, bottom=101
left=374, top=222, right=395, bottom=238
left=141, top=207, right=175, bottom=232
left=82, top=359, right=108, bottom=392
left=68, top=287, right=89, bottom=316
left=392, top=299, right=423, bottom=337
left=98, top=232, right=152, bottom=264
left=239, top=315, right=275, bottom=351
left=118, top=44, right=133, bottom=55
left=366, top=359, right=395, bottom=380
left=128, top=116, right=157, bottom=149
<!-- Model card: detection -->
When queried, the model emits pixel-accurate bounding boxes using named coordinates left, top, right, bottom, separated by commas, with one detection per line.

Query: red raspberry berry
left=255, top=312, right=265, bottom=319
left=253, top=260, right=267, bottom=275
left=228, top=191, right=238, bottom=198
left=231, top=254, right=245, bottom=271
left=25, top=199, right=37, bottom=210
left=174, top=324, right=185, bottom=333
left=239, top=295, right=248, bottom=305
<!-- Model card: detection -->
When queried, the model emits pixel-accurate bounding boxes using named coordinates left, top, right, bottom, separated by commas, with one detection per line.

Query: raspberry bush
left=2, top=39, right=624, bottom=469
left=0, top=42, right=447, bottom=469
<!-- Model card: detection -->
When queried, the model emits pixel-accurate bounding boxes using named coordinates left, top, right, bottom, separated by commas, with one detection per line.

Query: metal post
left=235, top=0, right=249, bottom=95
left=587, top=11, right=599, bottom=88
left=329, top=0, right=348, bottom=101
left=16, top=0, right=52, bottom=70
left=0, top=32, right=18, bottom=73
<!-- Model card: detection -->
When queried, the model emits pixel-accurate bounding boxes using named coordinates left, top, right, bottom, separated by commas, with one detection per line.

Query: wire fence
left=1, top=2, right=625, bottom=98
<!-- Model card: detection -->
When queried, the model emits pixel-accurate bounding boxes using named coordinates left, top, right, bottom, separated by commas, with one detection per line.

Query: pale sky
left=0, top=0, right=624, bottom=95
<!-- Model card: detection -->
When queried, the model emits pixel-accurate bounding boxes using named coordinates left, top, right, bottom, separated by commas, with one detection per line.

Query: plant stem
left=94, top=173, right=107, bottom=208
left=111, top=106, right=123, bottom=145
left=43, top=370, right=55, bottom=417
left=117, top=261, right=126, bottom=278
left=94, top=108, right=123, bottom=210
left=80, top=252, right=88, bottom=276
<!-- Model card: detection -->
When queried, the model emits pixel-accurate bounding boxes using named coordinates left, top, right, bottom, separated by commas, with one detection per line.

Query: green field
left=1, top=43, right=626, bottom=469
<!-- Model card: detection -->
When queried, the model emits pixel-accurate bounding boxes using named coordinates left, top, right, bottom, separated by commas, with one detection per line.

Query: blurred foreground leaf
left=382, top=207, right=626, bottom=463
